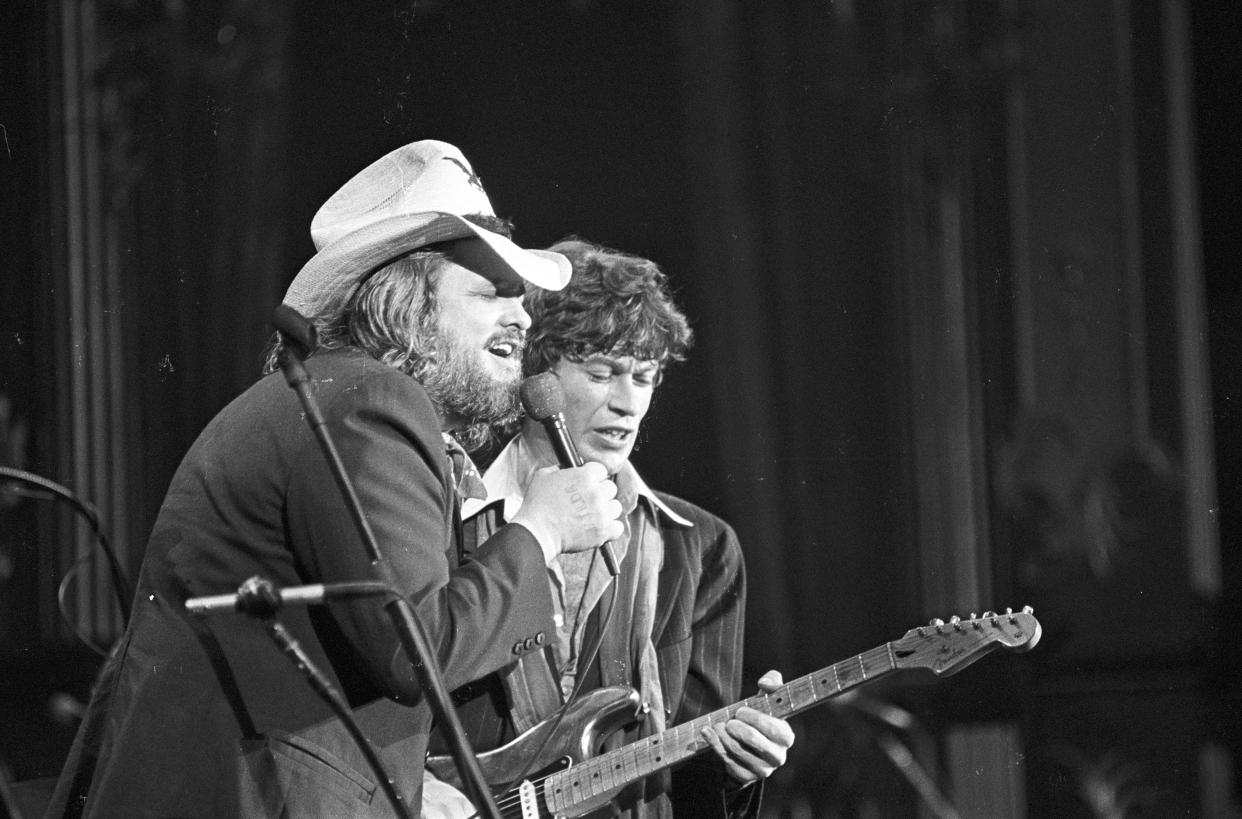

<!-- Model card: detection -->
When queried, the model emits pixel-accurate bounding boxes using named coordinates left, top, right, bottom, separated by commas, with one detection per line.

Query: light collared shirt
left=462, top=433, right=692, bottom=691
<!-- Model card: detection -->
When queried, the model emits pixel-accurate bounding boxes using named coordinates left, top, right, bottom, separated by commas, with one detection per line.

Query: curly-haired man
left=432, top=239, right=795, bottom=818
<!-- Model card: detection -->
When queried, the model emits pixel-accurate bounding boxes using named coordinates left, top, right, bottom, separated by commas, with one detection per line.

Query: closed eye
left=632, top=366, right=660, bottom=387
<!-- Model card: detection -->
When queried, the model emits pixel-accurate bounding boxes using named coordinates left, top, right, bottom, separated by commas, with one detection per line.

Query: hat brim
left=282, top=212, right=570, bottom=318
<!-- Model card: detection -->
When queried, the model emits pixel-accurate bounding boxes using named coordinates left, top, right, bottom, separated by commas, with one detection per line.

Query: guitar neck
left=541, top=643, right=900, bottom=813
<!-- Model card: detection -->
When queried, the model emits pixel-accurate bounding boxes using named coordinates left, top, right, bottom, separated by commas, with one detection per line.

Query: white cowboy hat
left=282, top=140, right=570, bottom=317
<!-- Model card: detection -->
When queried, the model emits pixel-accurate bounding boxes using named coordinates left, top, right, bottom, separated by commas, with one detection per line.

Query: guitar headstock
left=891, top=606, right=1042, bottom=676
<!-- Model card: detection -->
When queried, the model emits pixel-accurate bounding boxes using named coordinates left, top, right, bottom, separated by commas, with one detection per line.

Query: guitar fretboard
left=539, top=642, right=899, bottom=814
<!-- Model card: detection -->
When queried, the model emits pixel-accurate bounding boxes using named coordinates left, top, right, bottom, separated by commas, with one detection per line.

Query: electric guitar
left=427, top=607, right=1041, bottom=819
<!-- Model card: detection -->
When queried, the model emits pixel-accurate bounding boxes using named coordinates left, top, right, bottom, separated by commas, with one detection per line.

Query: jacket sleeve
left=285, top=367, right=555, bottom=703
left=665, top=504, right=764, bottom=818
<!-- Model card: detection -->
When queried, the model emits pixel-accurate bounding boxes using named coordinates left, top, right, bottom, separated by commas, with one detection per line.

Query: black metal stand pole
left=273, top=305, right=501, bottom=819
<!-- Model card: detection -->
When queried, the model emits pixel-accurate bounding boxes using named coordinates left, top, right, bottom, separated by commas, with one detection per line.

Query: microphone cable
left=0, top=466, right=134, bottom=654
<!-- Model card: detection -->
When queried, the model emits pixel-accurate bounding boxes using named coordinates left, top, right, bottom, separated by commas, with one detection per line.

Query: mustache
left=487, top=330, right=526, bottom=354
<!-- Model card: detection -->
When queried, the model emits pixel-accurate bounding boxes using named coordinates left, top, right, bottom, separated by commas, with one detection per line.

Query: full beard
left=420, top=330, right=524, bottom=433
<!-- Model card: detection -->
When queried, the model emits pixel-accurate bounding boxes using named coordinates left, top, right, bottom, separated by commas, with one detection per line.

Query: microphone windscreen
left=272, top=304, right=319, bottom=354
left=520, top=372, right=564, bottom=421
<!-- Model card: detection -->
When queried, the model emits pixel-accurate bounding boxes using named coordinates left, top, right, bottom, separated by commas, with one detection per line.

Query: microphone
left=520, top=373, right=582, bottom=468
left=272, top=303, right=319, bottom=359
left=520, top=373, right=619, bottom=576
left=186, top=575, right=391, bottom=617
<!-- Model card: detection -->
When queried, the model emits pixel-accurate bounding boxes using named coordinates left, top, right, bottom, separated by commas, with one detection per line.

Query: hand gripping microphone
left=520, top=373, right=620, bottom=576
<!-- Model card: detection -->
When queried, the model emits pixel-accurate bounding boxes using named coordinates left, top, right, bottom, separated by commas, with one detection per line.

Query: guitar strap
left=460, top=503, right=562, bottom=729
left=598, top=509, right=666, bottom=736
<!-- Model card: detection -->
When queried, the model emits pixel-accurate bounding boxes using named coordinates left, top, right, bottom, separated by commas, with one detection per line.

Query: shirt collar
left=461, top=433, right=694, bottom=528
left=441, top=433, right=488, bottom=501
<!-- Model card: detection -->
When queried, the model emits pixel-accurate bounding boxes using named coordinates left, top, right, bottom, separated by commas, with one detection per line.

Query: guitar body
left=426, top=685, right=644, bottom=816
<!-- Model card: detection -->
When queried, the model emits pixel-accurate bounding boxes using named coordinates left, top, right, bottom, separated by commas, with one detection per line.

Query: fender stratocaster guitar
left=427, top=607, right=1041, bottom=819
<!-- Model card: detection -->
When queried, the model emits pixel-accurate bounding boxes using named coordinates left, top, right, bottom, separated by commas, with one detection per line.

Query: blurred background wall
left=1, top=1, right=1238, bottom=816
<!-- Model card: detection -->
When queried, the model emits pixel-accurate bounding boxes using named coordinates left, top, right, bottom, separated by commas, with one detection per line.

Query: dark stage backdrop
left=2, top=1, right=1237, bottom=816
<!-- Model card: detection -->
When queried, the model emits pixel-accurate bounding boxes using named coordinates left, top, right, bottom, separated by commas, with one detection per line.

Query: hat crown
left=310, top=140, right=496, bottom=250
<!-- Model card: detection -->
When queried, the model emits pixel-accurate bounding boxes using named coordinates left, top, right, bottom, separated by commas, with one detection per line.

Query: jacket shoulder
left=309, top=349, right=440, bottom=430
left=652, top=491, right=735, bottom=539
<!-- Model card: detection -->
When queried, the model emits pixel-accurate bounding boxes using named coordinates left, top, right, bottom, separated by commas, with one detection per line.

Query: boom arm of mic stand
left=274, top=323, right=502, bottom=819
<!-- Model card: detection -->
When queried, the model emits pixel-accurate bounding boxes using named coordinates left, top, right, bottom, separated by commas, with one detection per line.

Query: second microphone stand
left=274, top=305, right=501, bottom=819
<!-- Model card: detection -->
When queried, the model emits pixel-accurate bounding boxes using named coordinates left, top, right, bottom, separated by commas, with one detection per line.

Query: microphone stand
left=272, top=305, right=501, bottom=819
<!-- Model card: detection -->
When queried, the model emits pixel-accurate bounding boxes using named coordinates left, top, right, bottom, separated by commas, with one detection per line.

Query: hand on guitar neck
left=699, top=669, right=796, bottom=784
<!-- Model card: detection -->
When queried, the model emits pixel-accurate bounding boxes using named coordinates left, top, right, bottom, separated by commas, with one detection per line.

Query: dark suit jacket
left=448, top=485, right=759, bottom=818
left=47, top=347, right=556, bottom=818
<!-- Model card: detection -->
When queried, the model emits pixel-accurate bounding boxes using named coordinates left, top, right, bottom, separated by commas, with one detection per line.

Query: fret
left=617, top=747, right=636, bottom=784
left=594, top=751, right=618, bottom=792
left=758, top=686, right=786, bottom=717
left=785, top=675, right=819, bottom=712
left=808, top=666, right=838, bottom=701
left=835, top=656, right=866, bottom=689
left=625, top=746, right=641, bottom=781
left=863, top=645, right=896, bottom=678
left=679, top=720, right=705, bottom=753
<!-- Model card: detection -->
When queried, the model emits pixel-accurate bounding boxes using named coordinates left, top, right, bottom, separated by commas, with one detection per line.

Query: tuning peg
left=1022, top=605, right=1034, bottom=614
left=949, top=615, right=963, bottom=631
left=929, top=617, right=945, bottom=632
left=982, top=610, right=996, bottom=618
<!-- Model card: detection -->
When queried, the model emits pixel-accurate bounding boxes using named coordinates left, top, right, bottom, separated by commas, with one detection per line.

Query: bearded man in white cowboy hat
left=47, top=140, right=624, bottom=819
